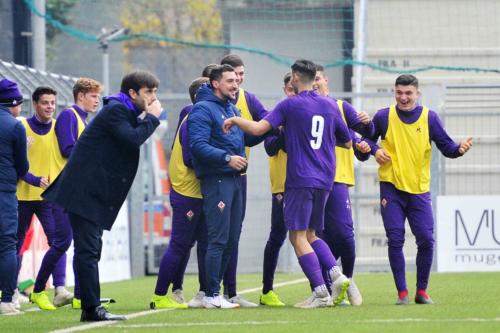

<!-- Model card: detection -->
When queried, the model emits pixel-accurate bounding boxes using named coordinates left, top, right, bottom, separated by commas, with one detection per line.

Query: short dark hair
left=209, top=64, right=235, bottom=86
left=120, top=71, right=160, bottom=96
left=291, top=59, right=317, bottom=83
left=395, top=74, right=418, bottom=88
left=189, top=77, right=209, bottom=103
left=315, top=64, right=325, bottom=73
left=283, top=72, right=292, bottom=85
left=202, top=64, right=218, bottom=78
left=32, top=86, right=57, bottom=102
left=220, top=54, right=244, bottom=68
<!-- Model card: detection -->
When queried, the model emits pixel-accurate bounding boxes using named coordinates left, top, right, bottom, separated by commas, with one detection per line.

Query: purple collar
left=72, top=104, right=89, bottom=122
left=104, top=92, right=142, bottom=117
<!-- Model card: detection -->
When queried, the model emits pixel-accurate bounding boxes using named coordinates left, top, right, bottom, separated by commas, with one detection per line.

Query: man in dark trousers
left=188, top=65, right=250, bottom=309
left=0, top=79, right=29, bottom=315
left=43, top=71, right=162, bottom=321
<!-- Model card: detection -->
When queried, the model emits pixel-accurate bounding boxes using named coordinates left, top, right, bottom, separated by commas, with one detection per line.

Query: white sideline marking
left=107, top=317, right=500, bottom=329
left=48, top=277, right=308, bottom=333
left=49, top=309, right=175, bottom=333
left=238, top=277, right=307, bottom=295
left=112, top=320, right=301, bottom=328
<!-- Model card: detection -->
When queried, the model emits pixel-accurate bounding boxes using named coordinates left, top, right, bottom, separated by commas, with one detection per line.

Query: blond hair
left=73, top=78, right=103, bottom=102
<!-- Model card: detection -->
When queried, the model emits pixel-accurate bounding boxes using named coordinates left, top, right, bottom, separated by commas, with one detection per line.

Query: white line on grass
left=48, top=308, right=176, bottom=333
left=111, top=320, right=303, bottom=328
left=103, top=317, right=500, bottom=330
left=48, top=277, right=307, bottom=333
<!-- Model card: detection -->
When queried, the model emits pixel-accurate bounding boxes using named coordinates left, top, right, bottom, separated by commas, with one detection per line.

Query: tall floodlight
left=97, top=27, right=129, bottom=96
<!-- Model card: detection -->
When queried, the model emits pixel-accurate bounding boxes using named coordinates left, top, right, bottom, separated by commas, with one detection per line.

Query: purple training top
left=176, top=104, right=193, bottom=134
left=264, top=90, right=351, bottom=191
left=55, top=104, right=88, bottom=158
left=368, top=105, right=461, bottom=158
left=231, top=90, right=269, bottom=121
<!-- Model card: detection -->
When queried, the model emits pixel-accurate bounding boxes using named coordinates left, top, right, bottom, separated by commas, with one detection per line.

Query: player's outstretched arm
left=458, top=136, right=473, bottom=155
left=223, top=117, right=272, bottom=136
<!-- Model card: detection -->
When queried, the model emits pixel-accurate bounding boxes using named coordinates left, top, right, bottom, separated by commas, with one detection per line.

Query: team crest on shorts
left=186, top=210, right=194, bottom=221
left=217, top=201, right=226, bottom=212
left=381, top=198, right=388, bottom=208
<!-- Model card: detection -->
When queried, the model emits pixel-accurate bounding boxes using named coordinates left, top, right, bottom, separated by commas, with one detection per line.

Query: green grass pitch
left=2, top=272, right=499, bottom=333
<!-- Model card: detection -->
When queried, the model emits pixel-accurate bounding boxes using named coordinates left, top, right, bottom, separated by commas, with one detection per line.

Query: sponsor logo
left=381, top=198, right=387, bottom=208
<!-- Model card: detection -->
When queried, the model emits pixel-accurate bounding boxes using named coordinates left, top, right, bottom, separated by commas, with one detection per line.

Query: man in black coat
left=43, top=71, right=162, bottom=321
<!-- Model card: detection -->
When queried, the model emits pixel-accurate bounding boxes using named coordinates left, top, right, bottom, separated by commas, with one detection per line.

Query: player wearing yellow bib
left=219, top=54, right=268, bottom=307
left=310, top=65, right=373, bottom=307
left=16, top=87, right=70, bottom=311
left=368, top=75, right=472, bottom=305
left=39, top=78, right=102, bottom=310
left=259, top=72, right=294, bottom=307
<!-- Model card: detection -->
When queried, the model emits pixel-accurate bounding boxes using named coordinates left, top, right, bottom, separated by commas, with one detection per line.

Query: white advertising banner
left=437, top=196, right=500, bottom=272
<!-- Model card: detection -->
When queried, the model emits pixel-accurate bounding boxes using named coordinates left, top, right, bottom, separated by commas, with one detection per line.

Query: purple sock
left=298, top=252, right=325, bottom=289
left=154, top=247, right=184, bottom=296
left=311, top=239, right=337, bottom=270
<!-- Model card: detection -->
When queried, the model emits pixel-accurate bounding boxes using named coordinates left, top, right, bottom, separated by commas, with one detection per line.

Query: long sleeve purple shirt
left=368, top=105, right=461, bottom=158
left=331, top=98, right=374, bottom=138
left=232, top=90, right=269, bottom=121
left=55, top=104, right=88, bottom=158
left=264, top=127, right=285, bottom=157
left=21, top=115, right=53, bottom=186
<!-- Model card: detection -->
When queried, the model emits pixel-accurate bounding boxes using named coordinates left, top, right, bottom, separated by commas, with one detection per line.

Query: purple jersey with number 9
left=265, top=90, right=351, bottom=191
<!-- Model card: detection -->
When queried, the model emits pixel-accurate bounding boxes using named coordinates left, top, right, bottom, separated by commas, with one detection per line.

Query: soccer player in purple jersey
left=312, top=65, right=373, bottom=306
left=367, top=74, right=472, bottom=305
left=224, top=59, right=353, bottom=308
left=15, top=87, right=73, bottom=311
left=219, top=54, right=268, bottom=308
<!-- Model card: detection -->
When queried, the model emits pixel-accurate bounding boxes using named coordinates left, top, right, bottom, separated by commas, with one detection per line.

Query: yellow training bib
left=235, top=88, right=252, bottom=161
left=334, top=100, right=355, bottom=186
left=169, top=115, right=202, bottom=198
left=379, top=105, right=431, bottom=194
left=17, top=118, right=66, bottom=200
left=269, top=149, right=287, bottom=194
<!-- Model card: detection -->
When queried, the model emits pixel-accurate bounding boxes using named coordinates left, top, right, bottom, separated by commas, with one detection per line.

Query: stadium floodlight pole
left=354, top=0, right=367, bottom=113
left=32, top=0, right=46, bottom=70
left=353, top=0, right=367, bottom=252
left=97, top=27, right=129, bottom=96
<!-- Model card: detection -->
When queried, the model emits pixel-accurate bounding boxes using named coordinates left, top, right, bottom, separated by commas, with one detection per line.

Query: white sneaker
left=203, top=295, right=240, bottom=309
left=13, top=289, right=29, bottom=309
left=53, top=287, right=74, bottom=307
left=171, top=289, right=185, bottom=304
left=0, top=302, right=23, bottom=315
left=188, top=291, right=205, bottom=308
left=294, top=290, right=330, bottom=309
left=294, top=294, right=315, bottom=308
left=331, top=269, right=350, bottom=307
left=227, top=295, right=258, bottom=308
left=347, top=278, right=362, bottom=306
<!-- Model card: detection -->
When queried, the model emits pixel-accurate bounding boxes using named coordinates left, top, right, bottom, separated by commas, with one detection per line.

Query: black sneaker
left=80, top=306, right=126, bottom=322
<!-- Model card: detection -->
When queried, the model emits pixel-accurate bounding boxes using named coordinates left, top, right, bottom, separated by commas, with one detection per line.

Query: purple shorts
left=284, top=188, right=329, bottom=231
